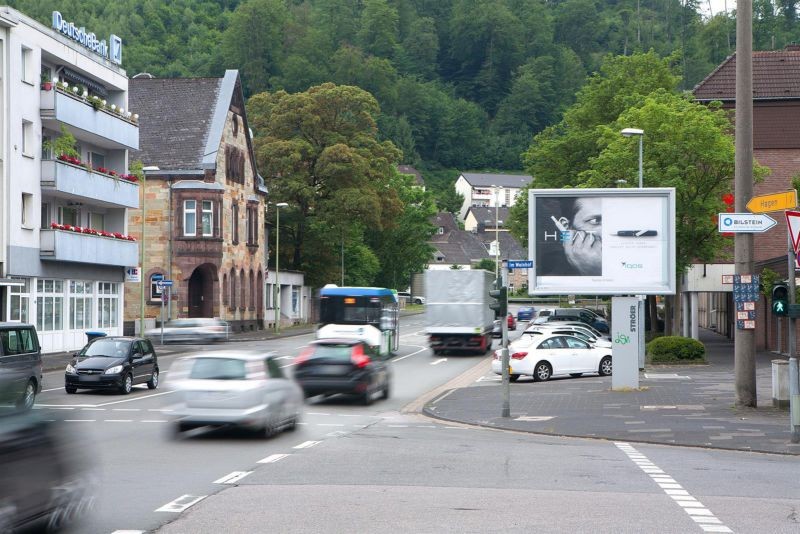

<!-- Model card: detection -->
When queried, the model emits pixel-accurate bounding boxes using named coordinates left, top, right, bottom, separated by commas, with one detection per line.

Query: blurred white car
left=145, top=318, right=228, bottom=344
left=491, top=333, right=612, bottom=382
left=167, top=351, right=303, bottom=437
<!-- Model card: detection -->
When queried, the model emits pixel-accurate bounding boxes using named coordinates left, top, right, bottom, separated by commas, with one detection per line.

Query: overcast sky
left=699, top=0, right=735, bottom=18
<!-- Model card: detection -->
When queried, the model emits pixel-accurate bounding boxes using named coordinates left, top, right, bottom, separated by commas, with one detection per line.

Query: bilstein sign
left=52, top=11, right=122, bottom=65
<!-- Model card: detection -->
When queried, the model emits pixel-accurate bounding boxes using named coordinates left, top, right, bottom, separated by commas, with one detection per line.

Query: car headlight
left=105, top=365, right=124, bottom=375
left=66, top=363, right=76, bottom=374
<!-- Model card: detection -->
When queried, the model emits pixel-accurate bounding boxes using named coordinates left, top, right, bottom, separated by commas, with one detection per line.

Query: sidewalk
left=424, top=328, right=800, bottom=455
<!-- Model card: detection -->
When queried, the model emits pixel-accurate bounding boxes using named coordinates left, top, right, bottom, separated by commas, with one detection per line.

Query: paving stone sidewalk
left=424, top=329, right=800, bottom=455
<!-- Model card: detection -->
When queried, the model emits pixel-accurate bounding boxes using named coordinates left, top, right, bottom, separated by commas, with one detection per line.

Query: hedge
left=646, top=336, right=705, bottom=363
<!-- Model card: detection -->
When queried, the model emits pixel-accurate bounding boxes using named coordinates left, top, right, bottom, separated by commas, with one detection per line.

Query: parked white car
left=528, top=324, right=612, bottom=348
left=491, top=333, right=612, bottom=382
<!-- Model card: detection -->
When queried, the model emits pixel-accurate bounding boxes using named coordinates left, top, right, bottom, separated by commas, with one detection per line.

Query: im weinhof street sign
left=746, top=190, right=798, bottom=213
left=717, top=213, right=777, bottom=233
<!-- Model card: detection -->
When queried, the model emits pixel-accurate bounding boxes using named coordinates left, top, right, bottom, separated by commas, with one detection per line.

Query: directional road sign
left=151, top=273, right=164, bottom=281
left=507, top=260, right=533, bottom=269
left=746, top=190, right=797, bottom=213
left=155, top=279, right=173, bottom=288
left=717, top=213, right=777, bottom=233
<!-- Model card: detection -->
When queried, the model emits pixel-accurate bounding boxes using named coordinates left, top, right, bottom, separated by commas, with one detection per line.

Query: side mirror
left=132, top=352, right=143, bottom=360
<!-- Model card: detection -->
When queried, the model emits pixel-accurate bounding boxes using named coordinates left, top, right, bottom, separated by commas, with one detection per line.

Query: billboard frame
left=528, top=188, right=676, bottom=296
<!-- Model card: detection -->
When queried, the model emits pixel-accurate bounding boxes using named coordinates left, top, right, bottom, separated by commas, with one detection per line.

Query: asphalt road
left=35, top=313, right=505, bottom=534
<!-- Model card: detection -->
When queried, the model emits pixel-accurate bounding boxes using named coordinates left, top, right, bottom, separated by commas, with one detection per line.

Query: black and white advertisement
left=529, top=188, right=676, bottom=295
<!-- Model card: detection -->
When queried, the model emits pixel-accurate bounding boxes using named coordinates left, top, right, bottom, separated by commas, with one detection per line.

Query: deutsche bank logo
left=110, top=34, right=122, bottom=64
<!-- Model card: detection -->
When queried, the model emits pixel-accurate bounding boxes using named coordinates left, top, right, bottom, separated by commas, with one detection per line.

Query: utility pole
left=734, top=0, right=756, bottom=407
left=789, top=242, right=800, bottom=442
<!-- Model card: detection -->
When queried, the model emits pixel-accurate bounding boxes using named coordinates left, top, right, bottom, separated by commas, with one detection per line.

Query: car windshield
left=311, top=344, right=356, bottom=360
left=81, top=339, right=131, bottom=358
left=188, top=358, right=247, bottom=380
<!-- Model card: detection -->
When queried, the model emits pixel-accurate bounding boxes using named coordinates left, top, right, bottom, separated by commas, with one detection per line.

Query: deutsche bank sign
left=52, top=11, right=122, bottom=65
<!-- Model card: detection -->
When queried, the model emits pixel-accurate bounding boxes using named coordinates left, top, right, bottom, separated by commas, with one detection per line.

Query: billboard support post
left=612, top=296, right=640, bottom=390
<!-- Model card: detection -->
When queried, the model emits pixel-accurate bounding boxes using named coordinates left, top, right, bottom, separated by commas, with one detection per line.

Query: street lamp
left=621, top=128, right=644, bottom=188
left=274, top=202, right=288, bottom=333
left=139, top=166, right=159, bottom=336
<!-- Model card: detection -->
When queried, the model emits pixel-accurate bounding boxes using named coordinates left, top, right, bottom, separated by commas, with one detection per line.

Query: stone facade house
left=124, top=70, right=268, bottom=333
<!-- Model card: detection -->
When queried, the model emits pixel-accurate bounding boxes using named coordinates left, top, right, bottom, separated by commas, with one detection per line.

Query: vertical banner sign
left=612, top=296, right=640, bottom=390
left=732, top=274, right=759, bottom=329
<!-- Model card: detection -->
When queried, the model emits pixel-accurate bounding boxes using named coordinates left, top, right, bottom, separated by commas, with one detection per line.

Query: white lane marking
left=387, top=425, right=407, bottom=428
left=142, top=420, right=168, bottom=423
left=515, top=416, right=555, bottom=422
left=293, top=440, right=320, bottom=449
left=392, top=345, right=428, bottom=362
left=105, top=419, right=133, bottom=423
left=155, top=494, right=207, bottom=513
left=95, top=390, right=176, bottom=406
left=317, top=423, right=344, bottom=427
left=430, top=358, right=447, bottom=366
left=213, top=471, right=252, bottom=484
left=614, top=442, right=731, bottom=533
left=81, top=408, right=105, bottom=411
left=258, top=453, right=290, bottom=464
left=306, top=412, right=331, bottom=416
left=430, top=389, right=455, bottom=404
left=112, top=408, right=140, bottom=411
left=64, top=419, right=95, bottom=422
left=36, top=405, right=79, bottom=409
left=111, top=531, right=145, bottom=534
left=42, top=386, right=67, bottom=392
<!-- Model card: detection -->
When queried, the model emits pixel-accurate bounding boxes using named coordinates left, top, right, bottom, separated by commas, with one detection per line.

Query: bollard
left=772, top=360, right=789, bottom=408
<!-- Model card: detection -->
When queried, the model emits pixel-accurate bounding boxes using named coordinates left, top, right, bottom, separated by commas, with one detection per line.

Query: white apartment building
left=0, top=7, right=138, bottom=353
left=454, top=172, right=532, bottom=221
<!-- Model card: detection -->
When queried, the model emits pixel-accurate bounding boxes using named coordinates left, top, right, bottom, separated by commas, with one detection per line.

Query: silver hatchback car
left=167, top=351, right=303, bottom=437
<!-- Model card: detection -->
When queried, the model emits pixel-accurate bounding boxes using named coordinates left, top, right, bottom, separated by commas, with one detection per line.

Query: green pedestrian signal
left=772, top=283, right=789, bottom=316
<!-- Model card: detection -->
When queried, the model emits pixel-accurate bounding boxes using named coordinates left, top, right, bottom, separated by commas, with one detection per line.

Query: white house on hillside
left=455, top=172, right=532, bottom=221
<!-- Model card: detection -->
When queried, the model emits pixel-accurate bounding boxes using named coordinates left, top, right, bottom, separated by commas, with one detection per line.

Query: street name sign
left=507, top=260, right=533, bottom=269
left=746, top=190, right=797, bottom=213
left=155, top=279, right=173, bottom=288
left=717, top=213, right=777, bottom=233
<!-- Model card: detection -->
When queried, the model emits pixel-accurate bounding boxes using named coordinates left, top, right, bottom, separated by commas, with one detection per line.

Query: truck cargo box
left=425, top=269, right=495, bottom=335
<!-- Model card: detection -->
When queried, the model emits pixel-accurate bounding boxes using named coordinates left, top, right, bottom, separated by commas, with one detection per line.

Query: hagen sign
left=52, top=11, right=122, bottom=65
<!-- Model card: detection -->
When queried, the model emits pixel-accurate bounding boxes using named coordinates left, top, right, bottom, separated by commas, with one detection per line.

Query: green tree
left=356, top=0, right=399, bottom=58
left=248, top=83, right=402, bottom=287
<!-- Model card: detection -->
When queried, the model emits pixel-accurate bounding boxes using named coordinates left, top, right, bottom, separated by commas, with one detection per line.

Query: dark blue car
left=516, top=307, right=534, bottom=321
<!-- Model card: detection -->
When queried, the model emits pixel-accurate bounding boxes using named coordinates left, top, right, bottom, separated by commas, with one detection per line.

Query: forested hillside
left=8, top=0, right=797, bottom=171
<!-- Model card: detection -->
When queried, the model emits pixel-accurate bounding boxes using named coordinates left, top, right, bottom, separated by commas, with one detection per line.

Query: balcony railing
left=40, top=229, right=138, bottom=268
left=40, top=88, right=139, bottom=150
left=41, top=160, right=139, bottom=209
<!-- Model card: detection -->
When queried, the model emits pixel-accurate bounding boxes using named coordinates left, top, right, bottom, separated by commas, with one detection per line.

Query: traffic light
left=772, top=283, right=789, bottom=316
left=489, top=279, right=507, bottom=318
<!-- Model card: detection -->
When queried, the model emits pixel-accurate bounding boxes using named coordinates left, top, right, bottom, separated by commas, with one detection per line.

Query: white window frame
left=21, top=46, right=33, bottom=84
left=183, top=200, right=197, bottom=236
left=36, top=279, right=64, bottom=332
left=21, top=120, right=33, bottom=157
left=69, top=281, right=93, bottom=330
left=201, top=200, right=213, bottom=237
left=97, top=282, right=119, bottom=328
left=8, top=279, right=30, bottom=323
left=21, top=193, right=33, bottom=228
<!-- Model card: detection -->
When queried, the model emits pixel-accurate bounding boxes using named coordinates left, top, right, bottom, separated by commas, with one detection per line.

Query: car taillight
left=511, top=352, right=527, bottom=360
left=294, top=348, right=313, bottom=366
left=351, top=344, right=371, bottom=368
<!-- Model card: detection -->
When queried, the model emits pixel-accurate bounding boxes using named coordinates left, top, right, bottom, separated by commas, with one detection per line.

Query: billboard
left=528, top=188, right=676, bottom=295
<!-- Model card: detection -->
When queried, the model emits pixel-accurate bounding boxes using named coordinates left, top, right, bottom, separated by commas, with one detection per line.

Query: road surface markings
left=476, top=375, right=501, bottom=382
left=155, top=494, right=207, bottom=513
left=111, top=531, right=145, bottom=534
left=430, top=358, right=447, bottom=365
left=430, top=389, right=455, bottom=404
left=293, top=440, right=320, bottom=449
left=64, top=419, right=95, bottom=422
left=306, top=412, right=331, bottom=416
left=105, top=419, right=133, bottom=423
left=213, top=471, right=252, bottom=484
left=95, top=390, right=176, bottom=406
left=112, top=408, right=140, bottom=411
left=317, top=423, right=345, bottom=427
left=393, top=345, right=428, bottom=362
left=514, top=416, right=554, bottom=422
left=615, top=442, right=731, bottom=533
left=258, top=453, right=290, bottom=464
left=141, top=420, right=168, bottom=423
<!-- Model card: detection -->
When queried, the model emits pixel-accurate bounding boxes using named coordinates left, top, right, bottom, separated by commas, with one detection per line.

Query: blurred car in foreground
left=0, top=323, right=42, bottom=411
left=293, top=339, right=391, bottom=405
left=0, top=411, right=95, bottom=532
left=65, top=337, right=159, bottom=394
left=491, top=333, right=612, bottom=382
left=145, top=318, right=228, bottom=344
left=168, top=351, right=303, bottom=437
left=516, top=307, right=534, bottom=322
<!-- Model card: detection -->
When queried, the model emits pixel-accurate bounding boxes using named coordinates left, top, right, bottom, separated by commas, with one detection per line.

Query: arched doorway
left=188, top=264, right=216, bottom=318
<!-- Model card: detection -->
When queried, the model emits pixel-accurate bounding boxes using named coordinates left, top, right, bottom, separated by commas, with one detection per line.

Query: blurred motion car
left=0, top=411, right=95, bottom=532
left=168, top=351, right=303, bottom=437
left=397, top=292, right=425, bottom=305
left=0, top=323, right=42, bottom=411
left=145, top=318, right=228, bottom=344
left=65, top=337, right=159, bottom=395
left=491, top=333, right=613, bottom=382
left=293, top=339, right=391, bottom=405
left=516, top=307, right=534, bottom=322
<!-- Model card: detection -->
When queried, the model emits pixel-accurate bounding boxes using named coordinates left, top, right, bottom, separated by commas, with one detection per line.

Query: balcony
left=40, top=229, right=138, bottom=268
left=41, top=160, right=140, bottom=209
left=40, top=88, right=139, bottom=150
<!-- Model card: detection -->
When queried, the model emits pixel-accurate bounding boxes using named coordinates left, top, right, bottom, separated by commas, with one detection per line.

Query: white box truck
left=425, top=269, right=495, bottom=355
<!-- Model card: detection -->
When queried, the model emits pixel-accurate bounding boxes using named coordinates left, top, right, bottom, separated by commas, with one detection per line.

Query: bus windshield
left=320, top=297, right=382, bottom=326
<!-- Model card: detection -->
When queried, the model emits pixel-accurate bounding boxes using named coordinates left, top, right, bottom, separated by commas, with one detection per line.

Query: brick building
left=124, top=70, right=268, bottom=333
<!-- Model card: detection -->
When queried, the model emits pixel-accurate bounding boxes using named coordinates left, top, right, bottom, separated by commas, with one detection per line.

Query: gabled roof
left=130, top=70, right=246, bottom=172
left=693, top=46, right=800, bottom=101
left=460, top=172, right=532, bottom=188
left=398, top=165, right=425, bottom=186
left=428, top=212, right=527, bottom=265
left=466, top=206, right=511, bottom=226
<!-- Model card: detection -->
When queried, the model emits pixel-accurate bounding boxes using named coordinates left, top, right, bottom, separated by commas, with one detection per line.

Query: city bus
left=317, top=286, right=400, bottom=356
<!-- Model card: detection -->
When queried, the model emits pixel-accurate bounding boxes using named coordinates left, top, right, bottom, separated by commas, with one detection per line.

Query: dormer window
left=436, top=256, right=444, bottom=262
left=437, top=227, right=444, bottom=235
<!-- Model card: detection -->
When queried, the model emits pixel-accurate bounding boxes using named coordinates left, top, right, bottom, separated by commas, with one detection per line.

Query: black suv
left=0, top=323, right=42, bottom=411
left=65, top=337, right=159, bottom=395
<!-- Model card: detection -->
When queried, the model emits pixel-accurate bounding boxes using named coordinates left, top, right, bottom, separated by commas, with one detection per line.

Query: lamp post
left=492, top=185, right=503, bottom=278
left=139, top=166, right=159, bottom=336
left=274, top=202, right=288, bottom=333
left=621, top=128, right=644, bottom=188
